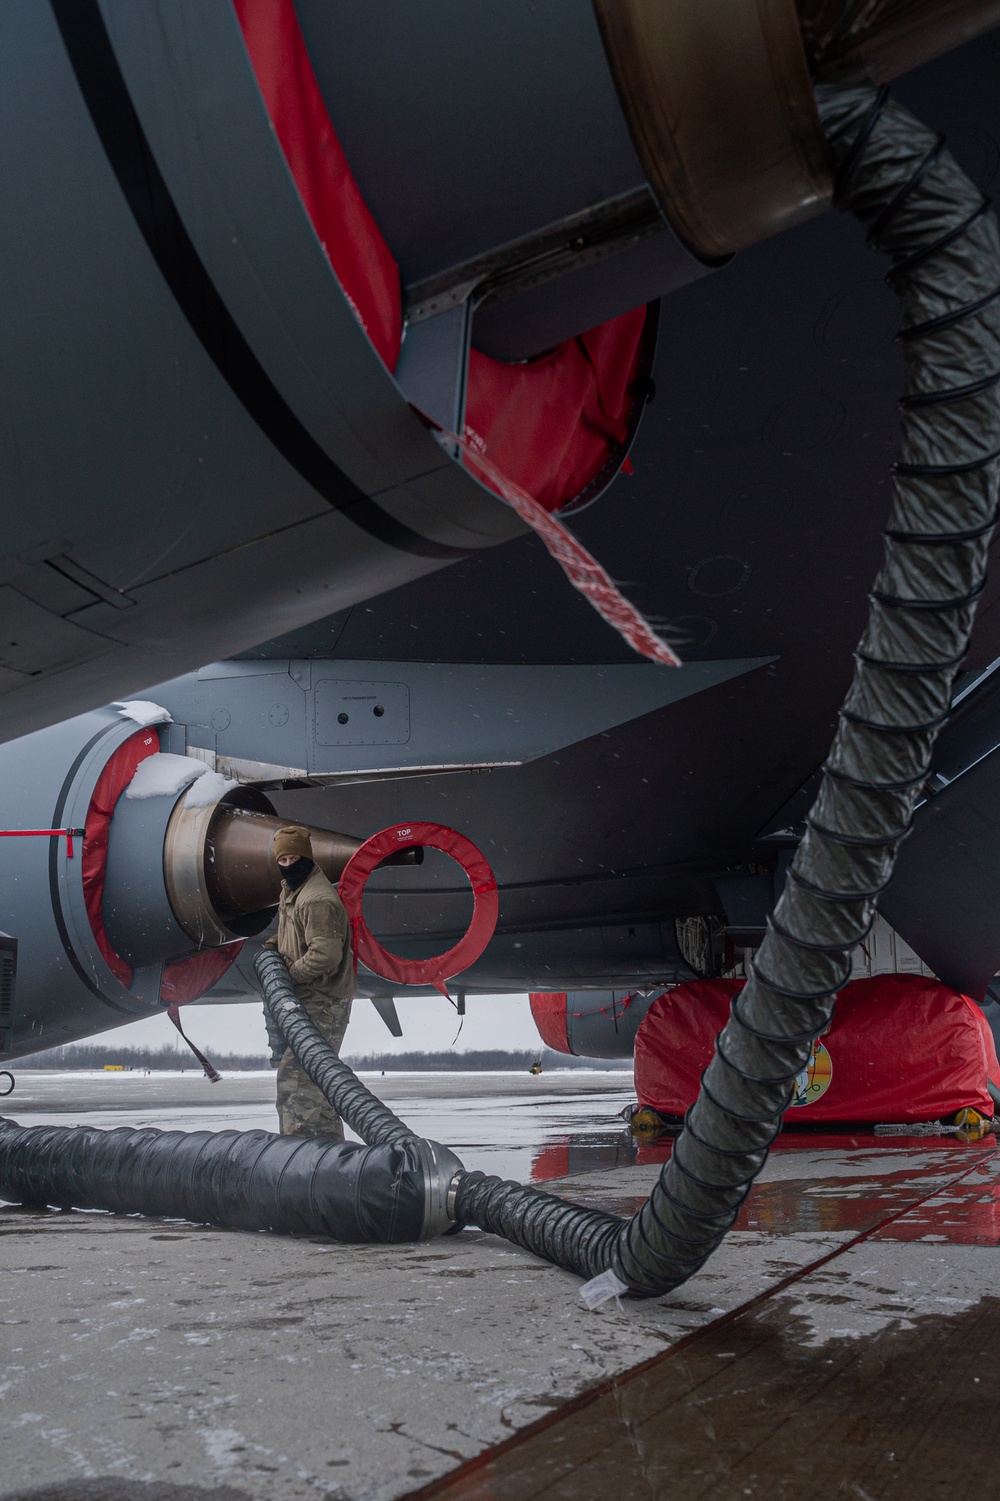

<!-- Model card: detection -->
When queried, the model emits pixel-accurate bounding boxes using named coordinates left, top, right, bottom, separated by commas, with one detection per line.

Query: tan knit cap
left=272, top=824, right=313, bottom=861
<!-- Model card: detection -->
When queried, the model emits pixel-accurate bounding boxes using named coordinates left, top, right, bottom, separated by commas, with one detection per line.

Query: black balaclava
left=280, top=856, right=314, bottom=890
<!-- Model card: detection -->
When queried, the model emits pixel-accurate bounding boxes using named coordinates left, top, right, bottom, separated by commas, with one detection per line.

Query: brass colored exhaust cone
left=206, top=807, right=363, bottom=921
left=592, top=0, right=833, bottom=261
left=799, top=0, right=1000, bottom=86
left=593, top=0, right=999, bottom=260
left=206, top=805, right=420, bottom=923
left=165, top=784, right=420, bottom=946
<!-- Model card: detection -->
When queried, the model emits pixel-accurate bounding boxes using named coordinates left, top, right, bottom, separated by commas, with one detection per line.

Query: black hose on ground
left=0, top=1118, right=455, bottom=1241
left=255, top=954, right=626, bottom=1272
left=4, top=88, right=994, bottom=1285
left=0, top=960, right=461, bottom=1239
left=0, top=955, right=463, bottom=1238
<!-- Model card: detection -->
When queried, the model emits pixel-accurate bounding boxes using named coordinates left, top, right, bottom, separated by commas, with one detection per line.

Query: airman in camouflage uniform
left=266, top=824, right=354, bottom=1139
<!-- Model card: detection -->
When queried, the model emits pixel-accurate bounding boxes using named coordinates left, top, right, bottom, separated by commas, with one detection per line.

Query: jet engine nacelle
left=0, top=709, right=168, bottom=1058
left=529, top=990, right=659, bottom=1060
left=0, top=708, right=412, bottom=1060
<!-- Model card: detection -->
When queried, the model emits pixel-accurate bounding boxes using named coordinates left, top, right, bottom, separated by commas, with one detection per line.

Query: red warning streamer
left=448, top=433, right=681, bottom=668
left=338, top=822, right=498, bottom=998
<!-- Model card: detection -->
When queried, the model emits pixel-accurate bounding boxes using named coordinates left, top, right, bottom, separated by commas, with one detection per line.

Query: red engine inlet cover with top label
left=338, top=822, right=498, bottom=996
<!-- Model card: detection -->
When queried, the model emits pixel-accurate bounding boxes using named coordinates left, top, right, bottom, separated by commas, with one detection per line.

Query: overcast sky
left=94, top=991, right=542, bottom=1059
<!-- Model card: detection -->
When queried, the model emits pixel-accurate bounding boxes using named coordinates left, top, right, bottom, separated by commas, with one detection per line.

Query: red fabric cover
left=529, top=992, right=571, bottom=1054
left=338, top=822, right=498, bottom=997
left=464, top=310, right=648, bottom=514
left=82, top=729, right=160, bottom=986
left=232, top=0, right=402, bottom=369
left=82, top=731, right=244, bottom=1001
left=450, top=434, right=680, bottom=666
left=634, top=975, right=1000, bottom=1124
left=232, top=0, right=650, bottom=514
left=161, top=946, right=243, bottom=1006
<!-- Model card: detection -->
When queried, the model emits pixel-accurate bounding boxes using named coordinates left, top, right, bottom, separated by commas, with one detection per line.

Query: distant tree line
left=345, top=1049, right=626, bottom=1072
left=12, top=1044, right=270, bottom=1072
left=11, top=1043, right=627, bottom=1072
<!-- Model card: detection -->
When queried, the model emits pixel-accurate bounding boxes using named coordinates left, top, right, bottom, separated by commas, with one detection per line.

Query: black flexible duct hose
left=0, top=1119, right=438, bottom=1241
left=444, top=87, right=1000, bottom=1293
left=255, top=952, right=626, bottom=1272
left=0, top=955, right=462, bottom=1239
left=256, top=949, right=416, bottom=1149
left=255, top=89, right=1000, bottom=1293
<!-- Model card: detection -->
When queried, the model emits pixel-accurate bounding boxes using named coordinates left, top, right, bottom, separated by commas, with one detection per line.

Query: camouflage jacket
left=276, top=865, right=354, bottom=1000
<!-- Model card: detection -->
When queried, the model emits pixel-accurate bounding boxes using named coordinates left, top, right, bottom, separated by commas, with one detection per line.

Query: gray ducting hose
left=447, top=86, right=1000, bottom=1294
left=0, top=1119, right=456, bottom=1241
left=257, top=86, right=1000, bottom=1294
left=258, top=87, right=998, bottom=1293
left=256, top=949, right=417, bottom=1148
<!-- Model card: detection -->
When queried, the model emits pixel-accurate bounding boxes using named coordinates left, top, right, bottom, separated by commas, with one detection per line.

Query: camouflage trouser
left=275, top=990, right=353, bottom=1139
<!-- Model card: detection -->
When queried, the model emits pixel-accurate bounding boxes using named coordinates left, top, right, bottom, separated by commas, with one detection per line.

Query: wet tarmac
left=1, top=1072, right=997, bottom=1501
left=1, top=1069, right=636, bottom=1182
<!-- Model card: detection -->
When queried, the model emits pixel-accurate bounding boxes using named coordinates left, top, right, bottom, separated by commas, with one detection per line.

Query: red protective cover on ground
left=82, top=732, right=242, bottom=1001
left=634, top=976, right=1000, bottom=1124
left=232, top=0, right=650, bottom=514
left=529, top=993, right=571, bottom=1055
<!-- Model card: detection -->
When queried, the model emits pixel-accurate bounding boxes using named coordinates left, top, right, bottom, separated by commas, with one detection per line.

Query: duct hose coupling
left=415, top=1138, right=466, bottom=1240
